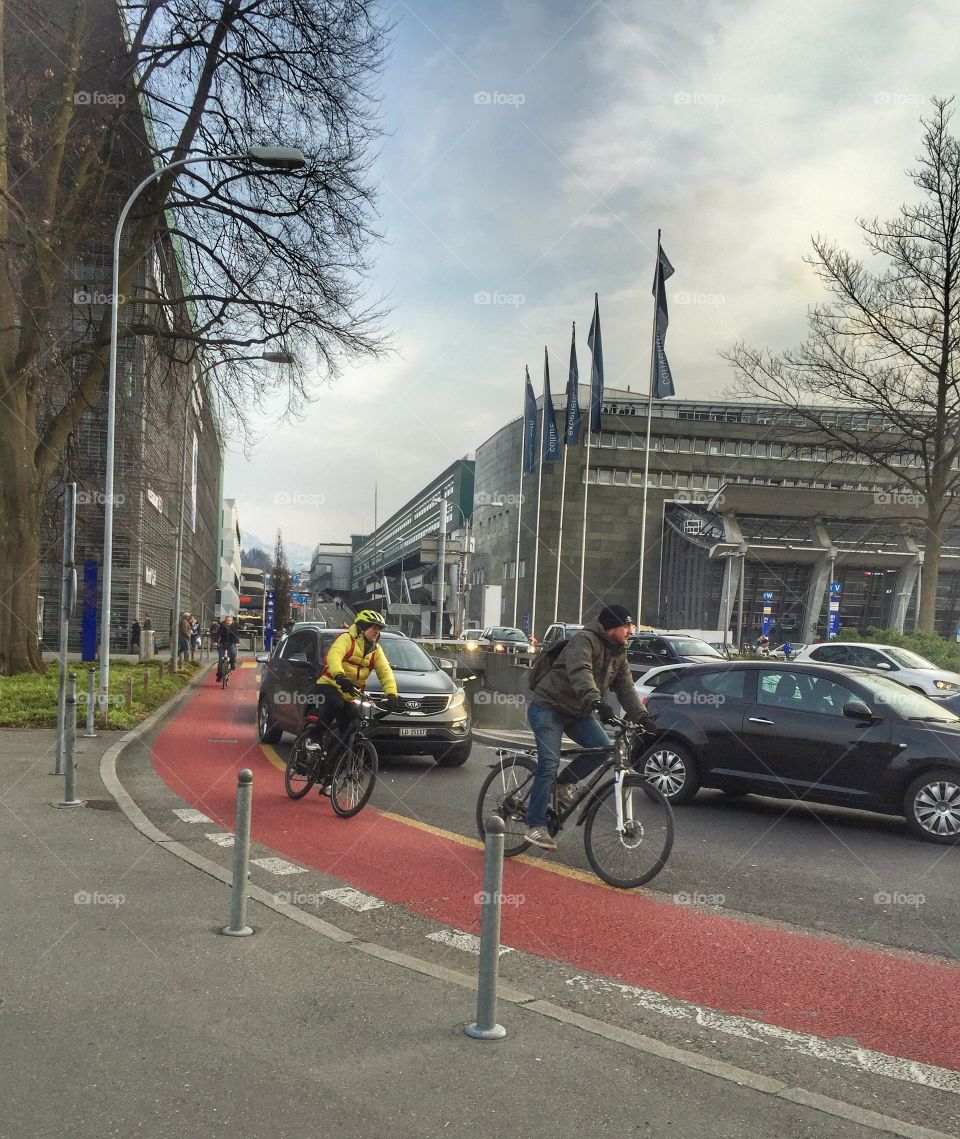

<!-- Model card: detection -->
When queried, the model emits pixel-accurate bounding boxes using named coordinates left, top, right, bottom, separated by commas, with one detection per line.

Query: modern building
left=238, top=568, right=267, bottom=636
left=308, top=542, right=354, bottom=601
left=350, top=459, right=475, bottom=635
left=468, top=391, right=954, bottom=640
left=217, top=500, right=242, bottom=617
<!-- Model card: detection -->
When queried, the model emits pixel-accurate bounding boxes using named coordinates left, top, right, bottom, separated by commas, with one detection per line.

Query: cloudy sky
left=226, top=0, right=958, bottom=558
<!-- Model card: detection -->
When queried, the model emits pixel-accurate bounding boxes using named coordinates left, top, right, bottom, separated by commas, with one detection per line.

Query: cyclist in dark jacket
left=216, top=616, right=240, bottom=679
left=524, top=604, right=654, bottom=851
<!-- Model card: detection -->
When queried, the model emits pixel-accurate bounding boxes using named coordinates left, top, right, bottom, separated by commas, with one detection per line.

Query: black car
left=626, top=632, right=726, bottom=670
left=638, top=661, right=960, bottom=843
left=257, top=628, right=473, bottom=766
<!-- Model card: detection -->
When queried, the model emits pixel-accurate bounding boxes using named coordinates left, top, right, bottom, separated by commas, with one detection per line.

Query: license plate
left=399, top=727, right=428, bottom=737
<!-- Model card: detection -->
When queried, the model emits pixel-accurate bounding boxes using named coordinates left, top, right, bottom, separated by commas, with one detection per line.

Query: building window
left=518, top=560, right=525, bottom=578
left=708, top=441, right=721, bottom=455
left=693, top=438, right=707, bottom=454
left=598, top=468, right=613, bottom=484
left=706, top=475, right=720, bottom=490
left=614, top=469, right=628, bottom=485
left=677, top=437, right=692, bottom=453
left=691, top=473, right=705, bottom=488
left=661, top=436, right=677, bottom=452
left=723, top=440, right=738, bottom=456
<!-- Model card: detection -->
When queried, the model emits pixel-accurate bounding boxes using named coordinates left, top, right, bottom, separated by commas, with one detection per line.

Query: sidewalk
left=0, top=721, right=946, bottom=1138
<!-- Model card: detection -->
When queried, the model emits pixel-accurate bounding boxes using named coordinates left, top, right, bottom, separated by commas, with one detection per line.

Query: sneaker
left=524, top=827, right=557, bottom=852
left=556, top=783, right=578, bottom=812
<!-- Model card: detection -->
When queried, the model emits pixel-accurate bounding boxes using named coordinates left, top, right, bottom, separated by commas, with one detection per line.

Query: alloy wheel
left=643, top=748, right=688, bottom=798
left=914, top=778, right=960, bottom=837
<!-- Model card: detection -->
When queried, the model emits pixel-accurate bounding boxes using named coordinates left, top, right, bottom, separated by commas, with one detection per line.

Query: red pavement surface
left=151, top=664, right=960, bottom=1070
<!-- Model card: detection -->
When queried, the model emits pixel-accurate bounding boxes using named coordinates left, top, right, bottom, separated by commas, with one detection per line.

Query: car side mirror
left=438, top=658, right=454, bottom=673
left=874, top=661, right=893, bottom=670
left=255, top=653, right=269, bottom=664
left=843, top=701, right=876, bottom=722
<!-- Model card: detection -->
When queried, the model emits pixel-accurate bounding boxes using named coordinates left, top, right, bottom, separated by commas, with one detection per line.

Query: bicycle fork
left=614, top=768, right=633, bottom=834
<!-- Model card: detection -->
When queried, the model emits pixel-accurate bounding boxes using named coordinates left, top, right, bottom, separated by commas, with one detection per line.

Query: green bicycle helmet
left=354, top=609, right=387, bottom=632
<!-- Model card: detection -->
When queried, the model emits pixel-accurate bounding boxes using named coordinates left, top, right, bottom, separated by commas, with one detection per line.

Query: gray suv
left=257, top=628, right=473, bottom=766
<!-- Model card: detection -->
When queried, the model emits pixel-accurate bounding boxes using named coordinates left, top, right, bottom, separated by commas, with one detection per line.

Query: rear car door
left=272, top=630, right=319, bottom=730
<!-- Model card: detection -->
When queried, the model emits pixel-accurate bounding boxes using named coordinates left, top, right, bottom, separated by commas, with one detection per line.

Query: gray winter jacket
left=529, top=621, right=650, bottom=722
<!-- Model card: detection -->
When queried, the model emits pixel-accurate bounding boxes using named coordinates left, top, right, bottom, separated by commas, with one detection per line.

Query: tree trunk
left=0, top=416, right=44, bottom=674
left=918, top=519, right=943, bottom=634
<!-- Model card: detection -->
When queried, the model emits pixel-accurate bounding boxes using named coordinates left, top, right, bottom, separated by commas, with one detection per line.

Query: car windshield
left=664, top=638, right=723, bottom=658
left=490, top=629, right=526, bottom=641
left=856, top=673, right=959, bottom=721
left=378, top=638, right=437, bottom=671
left=882, top=646, right=938, bottom=670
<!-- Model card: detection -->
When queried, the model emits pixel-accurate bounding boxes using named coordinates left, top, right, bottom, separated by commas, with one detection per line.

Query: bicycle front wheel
left=284, top=735, right=317, bottom=800
left=330, top=739, right=378, bottom=818
left=475, top=754, right=537, bottom=857
left=583, top=775, right=673, bottom=888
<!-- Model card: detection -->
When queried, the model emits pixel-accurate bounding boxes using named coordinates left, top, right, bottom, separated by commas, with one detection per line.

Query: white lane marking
left=251, top=857, right=306, bottom=876
left=173, top=808, right=212, bottom=824
left=321, top=887, right=385, bottom=913
left=205, top=832, right=235, bottom=847
left=427, top=928, right=513, bottom=956
left=567, top=975, right=960, bottom=1093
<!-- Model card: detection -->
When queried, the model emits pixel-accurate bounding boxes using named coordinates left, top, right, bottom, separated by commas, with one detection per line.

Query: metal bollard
left=465, top=815, right=507, bottom=1040
left=83, top=666, right=97, bottom=737
left=125, top=676, right=134, bottom=712
left=54, top=673, right=83, bottom=808
left=222, top=769, right=254, bottom=936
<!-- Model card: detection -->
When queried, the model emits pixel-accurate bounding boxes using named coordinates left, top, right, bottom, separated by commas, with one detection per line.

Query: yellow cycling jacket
left=317, top=624, right=398, bottom=699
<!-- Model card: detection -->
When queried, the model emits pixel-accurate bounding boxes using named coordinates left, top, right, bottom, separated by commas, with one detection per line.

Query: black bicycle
left=219, top=651, right=234, bottom=689
left=475, top=715, right=674, bottom=888
left=283, top=696, right=394, bottom=818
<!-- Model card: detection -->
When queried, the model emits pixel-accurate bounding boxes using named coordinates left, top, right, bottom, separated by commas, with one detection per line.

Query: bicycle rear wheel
left=583, top=775, right=673, bottom=888
left=284, top=734, right=318, bottom=799
left=475, top=754, right=537, bottom=856
left=330, top=739, right=378, bottom=818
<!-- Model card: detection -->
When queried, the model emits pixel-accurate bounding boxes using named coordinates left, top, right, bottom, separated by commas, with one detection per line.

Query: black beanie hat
left=598, top=604, right=634, bottom=630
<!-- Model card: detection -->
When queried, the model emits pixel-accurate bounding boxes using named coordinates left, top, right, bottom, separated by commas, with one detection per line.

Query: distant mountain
left=240, top=529, right=314, bottom=570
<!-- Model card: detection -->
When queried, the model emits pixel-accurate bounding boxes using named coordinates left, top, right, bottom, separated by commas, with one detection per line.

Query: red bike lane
left=151, top=665, right=960, bottom=1071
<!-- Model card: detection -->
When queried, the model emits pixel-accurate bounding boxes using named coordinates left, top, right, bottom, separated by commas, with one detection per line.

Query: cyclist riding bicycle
left=216, top=615, right=240, bottom=680
left=304, top=609, right=402, bottom=765
left=524, top=603, right=654, bottom=851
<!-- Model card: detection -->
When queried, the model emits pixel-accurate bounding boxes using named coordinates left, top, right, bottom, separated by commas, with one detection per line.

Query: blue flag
left=543, top=347, right=561, bottom=461
left=652, top=245, right=676, bottom=399
left=522, top=366, right=537, bottom=474
left=587, top=293, right=603, bottom=433
left=564, top=322, right=581, bottom=445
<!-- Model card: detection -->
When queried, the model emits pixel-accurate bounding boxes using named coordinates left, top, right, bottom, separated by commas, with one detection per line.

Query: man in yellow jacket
left=305, top=610, right=401, bottom=761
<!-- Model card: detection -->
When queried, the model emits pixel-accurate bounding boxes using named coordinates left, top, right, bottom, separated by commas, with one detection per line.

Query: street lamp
left=98, top=145, right=306, bottom=717
left=169, top=349, right=295, bottom=668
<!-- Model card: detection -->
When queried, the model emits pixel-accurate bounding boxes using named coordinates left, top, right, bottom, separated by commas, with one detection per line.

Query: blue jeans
left=524, top=702, right=613, bottom=828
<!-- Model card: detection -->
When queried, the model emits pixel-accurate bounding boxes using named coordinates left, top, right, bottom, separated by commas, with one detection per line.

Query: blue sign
left=264, top=589, right=276, bottom=650
left=827, top=582, right=842, bottom=638
left=829, top=582, right=843, bottom=595
left=82, top=560, right=98, bottom=660
left=761, top=591, right=774, bottom=602
left=292, top=592, right=309, bottom=605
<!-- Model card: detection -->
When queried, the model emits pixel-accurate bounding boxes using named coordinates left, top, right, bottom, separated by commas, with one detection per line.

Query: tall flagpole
left=530, top=347, right=549, bottom=640
left=512, top=367, right=527, bottom=627
left=637, top=230, right=662, bottom=623
left=553, top=327, right=574, bottom=622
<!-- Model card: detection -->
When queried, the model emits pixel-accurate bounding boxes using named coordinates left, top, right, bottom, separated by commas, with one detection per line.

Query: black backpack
left=528, top=638, right=569, bottom=691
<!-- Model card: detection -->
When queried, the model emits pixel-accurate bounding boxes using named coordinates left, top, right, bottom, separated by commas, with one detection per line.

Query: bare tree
left=725, top=97, right=960, bottom=632
left=271, top=529, right=291, bottom=631
left=0, top=0, right=388, bottom=673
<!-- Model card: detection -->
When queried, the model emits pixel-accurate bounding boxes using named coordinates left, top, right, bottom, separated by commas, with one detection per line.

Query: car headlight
left=449, top=687, right=466, bottom=711
left=527, top=645, right=536, bottom=654
left=494, top=643, right=505, bottom=652
left=465, top=639, right=478, bottom=651
left=934, top=680, right=959, bottom=691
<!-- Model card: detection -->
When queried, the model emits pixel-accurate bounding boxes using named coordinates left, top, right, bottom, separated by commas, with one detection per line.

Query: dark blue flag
left=522, top=366, right=537, bottom=474
left=652, top=245, right=676, bottom=399
left=564, top=322, right=581, bottom=445
left=543, top=347, right=561, bottom=461
left=587, top=293, right=603, bottom=433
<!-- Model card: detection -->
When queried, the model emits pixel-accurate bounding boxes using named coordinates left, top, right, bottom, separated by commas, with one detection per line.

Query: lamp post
left=169, top=350, right=295, bottom=669
left=98, top=145, right=306, bottom=717
left=431, top=496, right=469, bottom=639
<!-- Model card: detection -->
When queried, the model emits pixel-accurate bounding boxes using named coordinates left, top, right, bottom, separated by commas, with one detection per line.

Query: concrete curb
left=99, top=683, right=955, bottom=1139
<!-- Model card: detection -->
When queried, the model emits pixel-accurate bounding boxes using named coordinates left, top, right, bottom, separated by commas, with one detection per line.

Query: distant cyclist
left=216, top=615, right=240, bottom=680
left=305, top=609, right=401, bottom=760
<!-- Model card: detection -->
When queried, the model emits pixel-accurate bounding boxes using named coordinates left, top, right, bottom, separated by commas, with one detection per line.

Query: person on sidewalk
left=178, top=613, right=192, bottom=657
left=523, top=603, right=655, bottom=852
left=129, top=619, right=141, bottom=654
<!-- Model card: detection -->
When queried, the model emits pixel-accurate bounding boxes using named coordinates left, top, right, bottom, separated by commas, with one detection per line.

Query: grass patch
left=0, top=659, right=206, bottom=730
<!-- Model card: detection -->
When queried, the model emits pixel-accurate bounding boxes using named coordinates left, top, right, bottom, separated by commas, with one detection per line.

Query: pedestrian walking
left=130, top=619, right=141, bottom=654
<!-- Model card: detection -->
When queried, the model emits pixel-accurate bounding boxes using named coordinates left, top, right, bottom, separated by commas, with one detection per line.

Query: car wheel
left=904, top=769, right=960, bottom=843
left=257, top=697, right=283, bottom=744
left=639, top=741, right=700, bottom=804
left=434, top=740, right=472, bottom=767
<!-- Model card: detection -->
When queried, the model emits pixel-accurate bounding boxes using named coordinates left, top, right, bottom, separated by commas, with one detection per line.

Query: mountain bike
left=475, top=714, right=674, bottom=888
left=219, top=651, right=234, bottom=689
left=283, top=695, right=396, bottom=818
